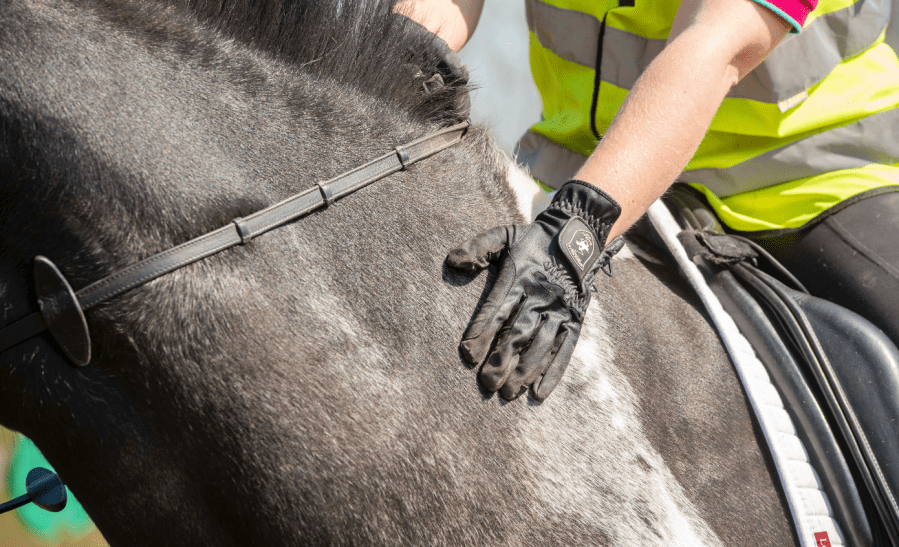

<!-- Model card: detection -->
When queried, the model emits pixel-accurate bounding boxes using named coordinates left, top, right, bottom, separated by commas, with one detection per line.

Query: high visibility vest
left=518, top=0, right=899, bottom=233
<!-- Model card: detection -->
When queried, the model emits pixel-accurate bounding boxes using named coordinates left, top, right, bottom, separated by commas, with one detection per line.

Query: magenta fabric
left=752, top=0, right=818, bottom=33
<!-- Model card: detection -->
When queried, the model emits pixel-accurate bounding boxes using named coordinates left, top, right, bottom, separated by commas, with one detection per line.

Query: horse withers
left=0, top=0, right=797, bottom=544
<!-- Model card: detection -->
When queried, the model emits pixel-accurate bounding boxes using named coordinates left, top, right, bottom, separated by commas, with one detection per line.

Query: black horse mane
left=0, top=0, right=474, bottom=284
left=128, top=0, right=467, bottom=124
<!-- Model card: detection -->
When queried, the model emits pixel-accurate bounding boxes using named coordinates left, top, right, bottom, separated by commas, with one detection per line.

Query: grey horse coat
left=0, top=0, right=796, bottom=544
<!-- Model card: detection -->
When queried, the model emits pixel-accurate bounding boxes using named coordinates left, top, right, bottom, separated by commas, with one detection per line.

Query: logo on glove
left=558, top=217, right=600, bottom=281
left=569, top=231, right=595, bottom=270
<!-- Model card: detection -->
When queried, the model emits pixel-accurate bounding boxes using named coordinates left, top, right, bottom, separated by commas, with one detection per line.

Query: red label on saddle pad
left=814, top=531, right=832, bottom=547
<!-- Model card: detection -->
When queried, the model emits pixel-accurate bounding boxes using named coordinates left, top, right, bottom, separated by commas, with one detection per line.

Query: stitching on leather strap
left=317, top=182, right=335, bottom=205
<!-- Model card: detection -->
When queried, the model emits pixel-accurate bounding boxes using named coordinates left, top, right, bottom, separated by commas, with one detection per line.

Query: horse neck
left=1, top=3, right=526, bottom=544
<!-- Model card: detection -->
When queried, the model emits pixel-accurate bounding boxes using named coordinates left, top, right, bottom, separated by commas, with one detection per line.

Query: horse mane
left=0, top=0, right=478, bottom=282
left=136, top=0, right=468, bottom=125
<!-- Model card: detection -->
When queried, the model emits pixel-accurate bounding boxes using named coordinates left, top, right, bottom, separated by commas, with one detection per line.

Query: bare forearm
left=576, top=30, right=738, bottom=239
left=576, top=0, right=789, bottom=240
left=393, top=0, right=485, bottom=51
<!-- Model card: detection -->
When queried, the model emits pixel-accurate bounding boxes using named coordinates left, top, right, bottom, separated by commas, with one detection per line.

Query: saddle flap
left=794, top=291, right=899, bottom=509
left=740, top=265, right=899, bottom=542
left=34, top=256, right=91, bottom=366
left=711, top=269, right=873, bottom=547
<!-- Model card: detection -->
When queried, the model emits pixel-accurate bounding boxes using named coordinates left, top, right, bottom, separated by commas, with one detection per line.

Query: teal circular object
left=7, top=436, right=94, bottom=542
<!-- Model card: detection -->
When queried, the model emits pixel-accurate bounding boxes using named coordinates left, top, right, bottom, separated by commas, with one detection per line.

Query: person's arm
left=445, top=0, right=793, bottom=402
left=577, top=0, right=791, bottom=240
left=393, top=0, right=485, bottom=51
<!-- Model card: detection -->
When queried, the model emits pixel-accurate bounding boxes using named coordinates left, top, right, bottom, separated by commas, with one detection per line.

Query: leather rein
left=0, top=121, right=470, bottom=366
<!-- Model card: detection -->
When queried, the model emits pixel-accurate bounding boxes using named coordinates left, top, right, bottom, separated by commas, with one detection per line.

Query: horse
left=0, top=0, right=800, bottom=544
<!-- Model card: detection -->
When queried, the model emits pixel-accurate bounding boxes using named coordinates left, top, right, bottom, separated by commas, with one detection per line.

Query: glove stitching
left=463, top=253, right=518, bottom=341
left=543, top=260, right=590, bottom=315
left=547, top=200, right=613, bottom=242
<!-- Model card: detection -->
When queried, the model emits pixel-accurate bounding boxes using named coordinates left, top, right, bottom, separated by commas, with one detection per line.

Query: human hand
left=446, top=180, right=622, bottom=401
left=392, top=13, right=471, bottom=119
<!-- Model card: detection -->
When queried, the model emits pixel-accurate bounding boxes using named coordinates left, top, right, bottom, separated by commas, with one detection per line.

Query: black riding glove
left=446, top=180, right=623, bottom=401
left=392, top=13, right=471, bottom=119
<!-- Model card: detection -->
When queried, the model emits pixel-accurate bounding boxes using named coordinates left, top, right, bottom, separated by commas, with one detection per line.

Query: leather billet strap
left=0, top=121, right=470, bottom=366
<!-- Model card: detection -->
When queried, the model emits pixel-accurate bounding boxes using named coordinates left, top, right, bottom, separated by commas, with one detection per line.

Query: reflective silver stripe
left=742, top=0, right=892, bottom=103
left=525, top=0, right=602, bottom=68
left=681, top=109, right=899, bottom=196
left=525, top=0, right=891, bottom=104
left=518, top=107, right=899, bottom=197
left=515, top=130, right=587, bottom=189
left=525, top=0, right=664, bottom=86
left=888, top=2, right=899, bottom=53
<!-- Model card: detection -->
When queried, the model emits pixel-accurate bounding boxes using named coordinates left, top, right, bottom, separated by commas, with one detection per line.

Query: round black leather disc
left=26, top=467, right=67, bottom=513
left=33, top=256, right=91, bottom=366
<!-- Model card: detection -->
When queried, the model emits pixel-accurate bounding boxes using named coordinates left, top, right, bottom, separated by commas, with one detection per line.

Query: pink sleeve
left=750, top=0, right=818, bottom=33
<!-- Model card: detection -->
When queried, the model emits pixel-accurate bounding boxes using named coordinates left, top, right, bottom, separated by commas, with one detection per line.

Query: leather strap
left=735, top=263, right=899, bottom=545
left=711, top=267, right=873, bottom=547
left=0, top=121, right=469, bottom=362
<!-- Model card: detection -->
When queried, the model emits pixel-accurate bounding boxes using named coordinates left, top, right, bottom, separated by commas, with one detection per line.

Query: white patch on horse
left=505, top=161, right=552, bottom=222
left=503, top=159, right=646, bottom=268
left=497, top=157, right=725, bottom=546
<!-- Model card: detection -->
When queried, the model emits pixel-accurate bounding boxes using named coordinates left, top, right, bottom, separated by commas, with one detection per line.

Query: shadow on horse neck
left=0, top=0, right=797, bottom=545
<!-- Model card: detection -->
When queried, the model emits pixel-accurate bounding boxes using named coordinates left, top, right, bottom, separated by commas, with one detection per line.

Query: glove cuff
left=546, top=179, right=622, bottom=246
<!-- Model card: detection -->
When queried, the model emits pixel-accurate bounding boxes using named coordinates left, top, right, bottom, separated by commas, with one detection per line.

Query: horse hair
left=0, top=0, right=499, bottom=440
left=0, top=0, right=798, bottom=545
left=136, top=0, right=468, bottom=124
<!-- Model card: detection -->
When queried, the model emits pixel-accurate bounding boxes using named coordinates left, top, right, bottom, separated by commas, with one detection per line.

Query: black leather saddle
left=665, top=185, right=899, bottom=547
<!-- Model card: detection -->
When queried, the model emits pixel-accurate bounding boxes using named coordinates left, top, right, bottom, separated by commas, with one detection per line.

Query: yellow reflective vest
left=517, top=0, right=899, bottom=233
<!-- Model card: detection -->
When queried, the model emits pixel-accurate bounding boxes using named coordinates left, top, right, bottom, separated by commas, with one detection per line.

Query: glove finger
left=498, top=314, right=564, bottom=400
left=445, top=225, right=515, bottom=273
left=532, top=322, right=581, bottom=402
left=458, top=259, right=522, bottom=364
left=478, top=294, right=537, bottom=393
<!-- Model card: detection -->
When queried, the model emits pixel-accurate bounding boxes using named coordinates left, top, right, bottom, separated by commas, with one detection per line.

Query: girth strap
left=0, top=121, right=469, bottom=365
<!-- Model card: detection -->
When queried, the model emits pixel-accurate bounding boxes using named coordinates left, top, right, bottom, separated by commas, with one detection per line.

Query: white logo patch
left=567, top=229, right=595, bottom=271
